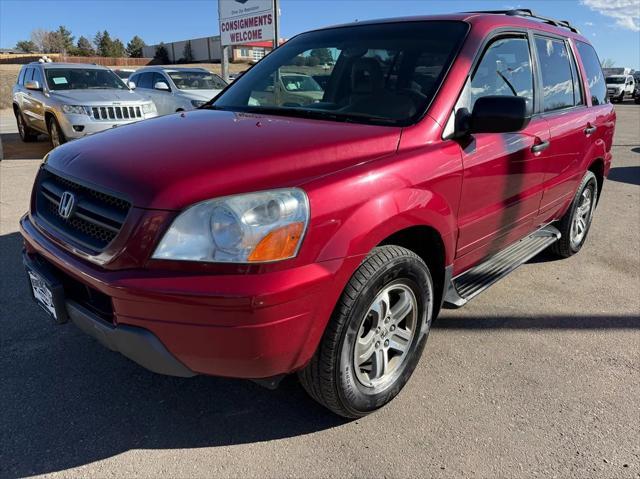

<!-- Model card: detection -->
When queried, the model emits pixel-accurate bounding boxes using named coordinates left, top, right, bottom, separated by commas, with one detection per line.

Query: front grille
left=35, top=169, right=131, bottom=252
left=91, top=105, right=142, bottom=121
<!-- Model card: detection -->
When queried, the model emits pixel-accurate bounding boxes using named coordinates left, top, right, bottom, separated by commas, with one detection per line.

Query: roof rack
left=466, top=9, right=580, bottom=34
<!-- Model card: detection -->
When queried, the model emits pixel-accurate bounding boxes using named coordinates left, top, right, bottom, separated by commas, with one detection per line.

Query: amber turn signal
left=247, top=222, right=305, bottom=262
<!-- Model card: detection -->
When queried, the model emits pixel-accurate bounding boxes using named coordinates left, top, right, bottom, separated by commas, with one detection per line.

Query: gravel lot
left=0, top=104, right=638, bottom=479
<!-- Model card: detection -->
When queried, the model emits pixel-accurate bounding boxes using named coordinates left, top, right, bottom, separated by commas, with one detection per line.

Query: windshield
left=45, top=68, right=127, bottom=91
left=213, top=21, right=468, bottom=126
left=168, top=71, right=227, bottom=90
left=114, top=70, right=132, bottom=79
left=606, top=77, right=625, bottom=84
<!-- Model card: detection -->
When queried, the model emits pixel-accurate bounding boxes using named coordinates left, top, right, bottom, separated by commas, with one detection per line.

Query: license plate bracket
left=24, top=255, right=69, bottom=324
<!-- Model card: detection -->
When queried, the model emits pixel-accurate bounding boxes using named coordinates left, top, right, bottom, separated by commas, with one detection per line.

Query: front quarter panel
left=302, top=138, right=462, bottom=267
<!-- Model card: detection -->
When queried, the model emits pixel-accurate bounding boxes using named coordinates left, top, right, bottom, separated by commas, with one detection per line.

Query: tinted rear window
left=576, top=42, right=607, bottom=106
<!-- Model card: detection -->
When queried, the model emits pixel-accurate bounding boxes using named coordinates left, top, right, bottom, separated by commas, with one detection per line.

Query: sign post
left=273, top=0, right=280, bottom=50
left=218, top=0, right=276, bottom=82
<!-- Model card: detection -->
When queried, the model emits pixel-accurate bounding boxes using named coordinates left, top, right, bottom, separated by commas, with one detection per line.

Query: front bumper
left=57, top=111, right=158, bottom=140
left=20, top=214, right=360, bottom=379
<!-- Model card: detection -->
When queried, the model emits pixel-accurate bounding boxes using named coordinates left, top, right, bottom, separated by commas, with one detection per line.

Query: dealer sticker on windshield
left=52, top=77, right=68, bottom=85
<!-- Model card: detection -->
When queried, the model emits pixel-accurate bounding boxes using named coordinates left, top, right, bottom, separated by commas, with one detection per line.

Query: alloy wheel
left=17, top=114, right=25, bottom=139
left=50, top=122, right=60, bottom=147
left=570, top=185, right=594, bottom=248
left=353, top=282, right=418, bottom=389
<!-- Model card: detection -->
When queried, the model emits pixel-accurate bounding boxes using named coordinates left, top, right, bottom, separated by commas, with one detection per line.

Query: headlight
left=191, top=99, right=206, bottom=108
left=62, top=105, right=90, bottom=115
left=152, top=189, right=309, bottom=263
left=142, top=102, right=156, bottom=114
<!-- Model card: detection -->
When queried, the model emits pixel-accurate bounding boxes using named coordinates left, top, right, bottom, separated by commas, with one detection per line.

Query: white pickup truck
left=606, top=74, right=635, bottom=103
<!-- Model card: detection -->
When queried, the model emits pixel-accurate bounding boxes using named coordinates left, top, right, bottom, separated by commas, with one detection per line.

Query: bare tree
left=601, top=58, right=615, bottom=69
left=30, top=28, right=49, bottom=52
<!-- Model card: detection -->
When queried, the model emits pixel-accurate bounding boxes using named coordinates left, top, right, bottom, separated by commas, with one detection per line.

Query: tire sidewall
left=569, top=174, right=598, bottom=253
left=48, top=116, right=64, bottom=147
left=16, top=110, right=27, bottom=140
left=335, top=255, right=433, bottom=416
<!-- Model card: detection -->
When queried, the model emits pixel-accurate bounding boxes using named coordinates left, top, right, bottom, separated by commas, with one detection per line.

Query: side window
left=575, top=42, right=607, bottom=105
left=17, top=67, right=26, bottom=85
left=137, top=73, right=153, bottom=89
left=22, top=68, right=34, bottom=84
left=534, top=37, right=575, bottom=112
left=32, top=68, right=44, bottom=88
left=467, top=36, right=534, bottom=111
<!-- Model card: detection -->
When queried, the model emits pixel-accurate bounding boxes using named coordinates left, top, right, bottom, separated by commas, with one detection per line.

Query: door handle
left=531, top=140, right=550, bottom=153
left=584, top=125, right=597, bottom=135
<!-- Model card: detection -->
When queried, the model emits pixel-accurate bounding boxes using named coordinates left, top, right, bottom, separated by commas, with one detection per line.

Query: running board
left=444, top=225, right=561, bottom=308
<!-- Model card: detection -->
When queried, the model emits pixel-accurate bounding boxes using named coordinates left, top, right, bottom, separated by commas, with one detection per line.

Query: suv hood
left=46, top=109, right=401, bottom=210
left=50, top=89, right=148, bottom=104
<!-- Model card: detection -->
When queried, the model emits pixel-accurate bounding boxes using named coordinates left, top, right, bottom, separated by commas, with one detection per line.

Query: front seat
left=350, top=57, right=384, bottom=103
left=348, top=57, right=417, bottom=120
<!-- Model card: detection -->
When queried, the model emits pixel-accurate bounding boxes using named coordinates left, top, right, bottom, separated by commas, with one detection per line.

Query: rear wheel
left=47, top=116, right=66, bottom=148
left=551, top=171, right=598, bottom=258
left=299, top=245, right=434, bottom=418
left=15, top=109, right=38, bottom=142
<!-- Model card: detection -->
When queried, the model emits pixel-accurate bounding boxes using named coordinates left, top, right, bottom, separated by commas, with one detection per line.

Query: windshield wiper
left=217, top=106, right=397, bottom=125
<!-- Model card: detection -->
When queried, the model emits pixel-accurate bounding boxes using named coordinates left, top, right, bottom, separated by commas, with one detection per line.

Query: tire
left=15, top=109, right=38, bottom=142
left=299, top=245, right=434, bottom=418
left=47, top=116, right=66, bottom=148
left=551, top=171, right=598, bottom=258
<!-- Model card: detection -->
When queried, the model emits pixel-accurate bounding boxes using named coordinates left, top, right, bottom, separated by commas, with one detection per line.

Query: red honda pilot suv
left=21, top=10, right=615, bottom=417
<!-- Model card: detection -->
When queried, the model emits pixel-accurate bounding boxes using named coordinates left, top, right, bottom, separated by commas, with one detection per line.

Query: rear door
left=132, top=72, right=156, bottom=108
left=532, top=34, right=592, bottom=219
left=573, top=41, right=615, bottom=169
left=20, top=67, right=41, bottom=130
left=28, top=67, right=47, bottom=132
left=151, top=72, right=173, bottom=114
left=454, top=33, right=551, bottom=269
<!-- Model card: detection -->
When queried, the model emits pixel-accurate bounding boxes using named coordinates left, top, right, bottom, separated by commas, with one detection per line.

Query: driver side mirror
left=25, top=80, right=42, bottom=91
left=128, top=81, right=136, bottom=90
left=455, top=96, right=531, bottom=137
left=154, top=81, right=170, bottom=92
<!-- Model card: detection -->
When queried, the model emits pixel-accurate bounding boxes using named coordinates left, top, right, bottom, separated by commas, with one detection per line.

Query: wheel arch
left=44, top=110, right=57, bottom=128
left=588, top=157, right=605, bottom=202
left=377, top=225, right=447, bottom=311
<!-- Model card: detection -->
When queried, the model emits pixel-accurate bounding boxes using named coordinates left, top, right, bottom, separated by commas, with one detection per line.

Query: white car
left=129, top=67, right=227, bottom=115
left=606, top=74, right=635, bottom=103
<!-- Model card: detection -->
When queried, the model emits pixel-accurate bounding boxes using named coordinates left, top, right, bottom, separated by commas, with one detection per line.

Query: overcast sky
left=1, top=0, right=638, bottom=68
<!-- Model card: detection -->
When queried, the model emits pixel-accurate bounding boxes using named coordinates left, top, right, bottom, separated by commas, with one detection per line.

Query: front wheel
left=299, top=246, right=434, bottom=418
left=47, top=116, right=66, bottom=148
left=551, top=171, right=598, bottom=258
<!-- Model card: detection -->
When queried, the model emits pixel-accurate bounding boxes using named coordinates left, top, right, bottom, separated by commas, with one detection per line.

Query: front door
left=453, top=34, right=551, bottom=273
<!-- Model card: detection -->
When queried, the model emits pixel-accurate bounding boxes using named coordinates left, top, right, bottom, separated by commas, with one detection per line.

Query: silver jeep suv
left=13, top=62, right=157, bottom=147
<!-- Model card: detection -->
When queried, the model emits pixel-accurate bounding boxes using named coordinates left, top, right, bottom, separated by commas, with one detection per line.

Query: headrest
left=351, top=57, right=384, bottom=94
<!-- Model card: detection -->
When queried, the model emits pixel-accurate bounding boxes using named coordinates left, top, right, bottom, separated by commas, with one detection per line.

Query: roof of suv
left=28, top=62, right=110, bottom=70
left=135, top=67, right=210, bottom=73
left=317, top=10, right=588, bottom=43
